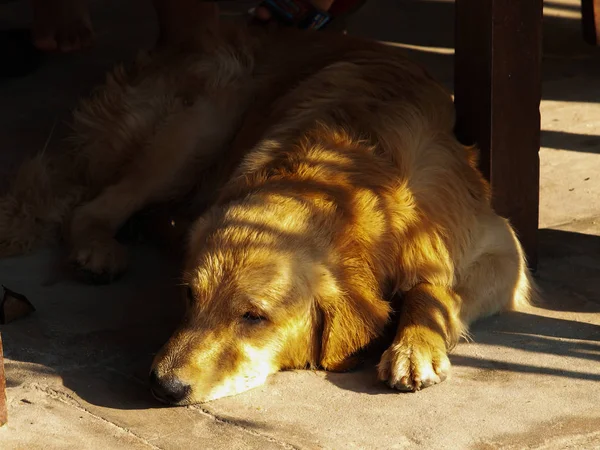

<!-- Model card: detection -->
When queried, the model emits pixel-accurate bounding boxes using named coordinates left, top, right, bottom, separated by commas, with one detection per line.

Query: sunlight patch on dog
left=202, top=343, right=278, bottom=402
left=225, top=196, right=312, bottom=236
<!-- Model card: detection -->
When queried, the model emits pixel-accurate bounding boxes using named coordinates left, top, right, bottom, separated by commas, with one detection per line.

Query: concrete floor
left=1, top=0, right=600, bottom=448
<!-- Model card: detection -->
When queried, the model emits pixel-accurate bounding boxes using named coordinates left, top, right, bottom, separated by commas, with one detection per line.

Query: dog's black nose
left=150, top=370, right=191, bottom=404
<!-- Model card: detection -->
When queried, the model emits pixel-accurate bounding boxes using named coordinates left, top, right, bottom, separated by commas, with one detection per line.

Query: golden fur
left=0, top=20, right=533, bottom=404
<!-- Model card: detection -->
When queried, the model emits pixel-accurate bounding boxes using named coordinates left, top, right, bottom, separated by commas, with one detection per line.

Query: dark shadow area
left=0, top=0, right=157, bottom=188
left=537, top=228, right=600, bottom=309
left=1, top=243, right=185, bottom=410
left=542, top=130, right=600, bottom=153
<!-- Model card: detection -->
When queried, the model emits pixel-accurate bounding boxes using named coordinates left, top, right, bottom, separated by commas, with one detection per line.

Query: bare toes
left=31, top=0, right=93, bottom=53
left=58, top=22, right=93, bottom=52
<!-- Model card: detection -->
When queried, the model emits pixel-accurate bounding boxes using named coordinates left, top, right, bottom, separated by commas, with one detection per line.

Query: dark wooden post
left=454, top=0, right=543, bottom=270
left=0, top=333, right=7, bottom=427
left=582, top=0, right=600, bottom=45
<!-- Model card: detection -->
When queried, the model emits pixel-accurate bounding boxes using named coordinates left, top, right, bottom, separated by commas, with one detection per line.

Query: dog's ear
left=186, top=212, right=216, bottom=263
left=154, top=0, right=220, bottom=48
left=316, top=271, right=391, bottom=371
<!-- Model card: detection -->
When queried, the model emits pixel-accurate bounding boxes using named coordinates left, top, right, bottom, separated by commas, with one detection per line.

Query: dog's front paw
left=377, top=325, right=450, bottom=392
left=70, top=238, right=128, bottom=284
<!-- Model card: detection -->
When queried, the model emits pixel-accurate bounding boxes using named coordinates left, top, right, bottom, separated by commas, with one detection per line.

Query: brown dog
left=0, top=18, right=533, bottom=404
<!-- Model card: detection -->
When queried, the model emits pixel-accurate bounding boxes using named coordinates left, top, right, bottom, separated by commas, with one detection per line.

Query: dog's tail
left=0, top=152, right=85, bottom=258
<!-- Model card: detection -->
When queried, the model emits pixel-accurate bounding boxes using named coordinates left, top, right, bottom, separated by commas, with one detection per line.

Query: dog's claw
left=378, top=328, right=450, bottom=393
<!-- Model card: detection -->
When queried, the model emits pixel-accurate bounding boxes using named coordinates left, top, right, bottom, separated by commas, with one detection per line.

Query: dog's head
left=150, top=202, right=390, bottom=404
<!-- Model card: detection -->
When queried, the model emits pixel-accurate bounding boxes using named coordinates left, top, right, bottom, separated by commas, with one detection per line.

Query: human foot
left=30, top=0, right=93, bottom=52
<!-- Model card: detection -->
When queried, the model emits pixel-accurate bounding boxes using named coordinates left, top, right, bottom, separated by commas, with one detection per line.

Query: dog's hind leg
left=454, top=214, right=533, bottom=326
left=67, top=106, right=231, bottom=283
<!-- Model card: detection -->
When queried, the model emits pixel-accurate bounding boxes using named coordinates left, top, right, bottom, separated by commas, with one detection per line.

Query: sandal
left=254, top=0, right=367, bottom=31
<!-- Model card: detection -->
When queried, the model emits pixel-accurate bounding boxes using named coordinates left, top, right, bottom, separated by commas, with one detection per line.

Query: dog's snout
left=150, top=370, right=191, bottom=404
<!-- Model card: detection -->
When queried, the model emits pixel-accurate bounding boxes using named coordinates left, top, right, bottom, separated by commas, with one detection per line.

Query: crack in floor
left=189, top=404, right=300, bottom=450
left=28, top=383, right=164, bottom=450
left=19, top=381, right=298, bottom=449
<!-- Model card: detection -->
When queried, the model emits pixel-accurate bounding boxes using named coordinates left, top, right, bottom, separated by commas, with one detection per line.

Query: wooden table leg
left=0, top=333, right=7, bottom=427
left=454, top=0, right=543, bottom=270
left=582, top=0, right=600, bottom=45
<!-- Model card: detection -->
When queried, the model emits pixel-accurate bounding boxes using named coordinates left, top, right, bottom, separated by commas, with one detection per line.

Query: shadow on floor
left=537, top=228, right=600, bottom=308
left=542, top=130, right=600, bottom=153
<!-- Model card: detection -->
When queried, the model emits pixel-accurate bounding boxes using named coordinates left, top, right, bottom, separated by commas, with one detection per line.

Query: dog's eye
left=242, top=312, right=266, bottom=324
